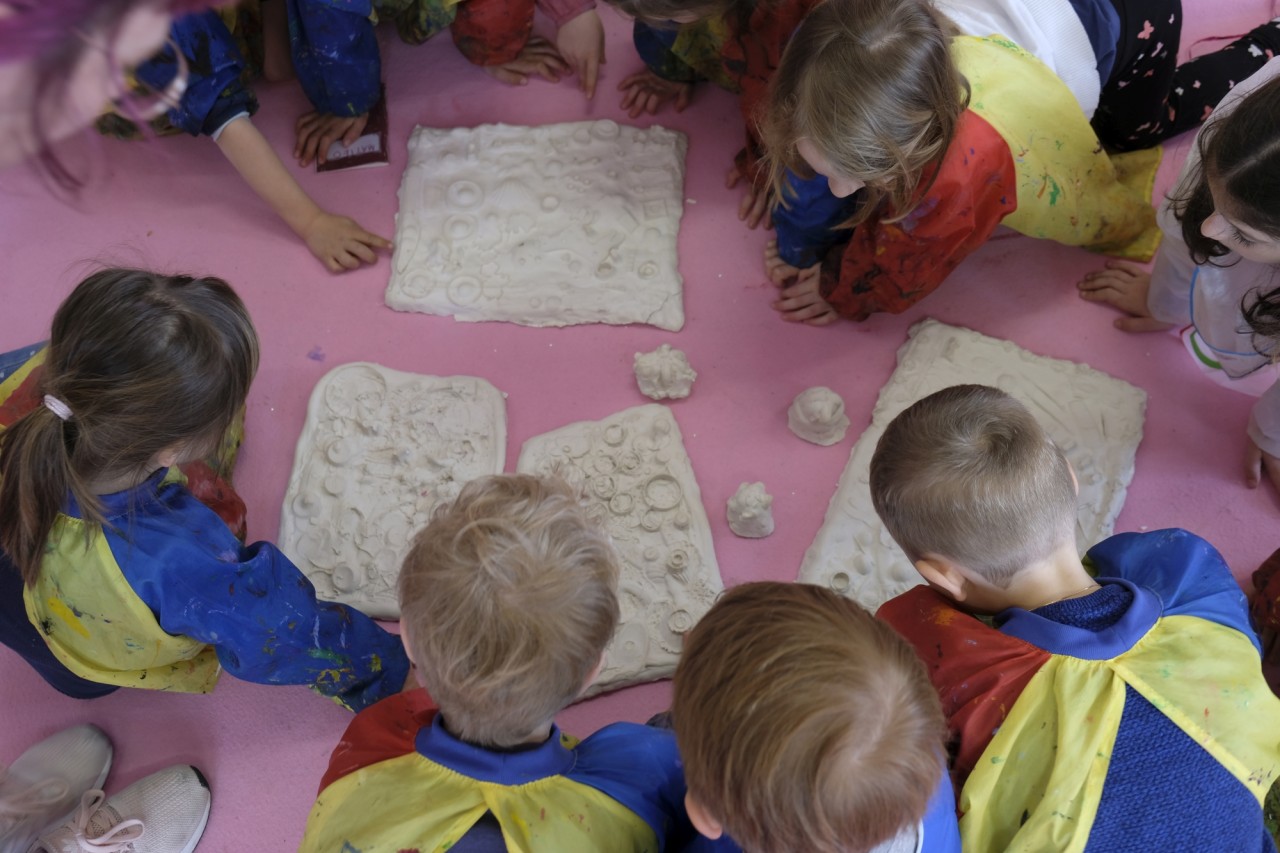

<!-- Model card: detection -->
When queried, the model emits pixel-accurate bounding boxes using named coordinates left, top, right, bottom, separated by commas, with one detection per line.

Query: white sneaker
left=0, top=725, right=113, bottom=853
left=27, top=766, right=210, bottom=853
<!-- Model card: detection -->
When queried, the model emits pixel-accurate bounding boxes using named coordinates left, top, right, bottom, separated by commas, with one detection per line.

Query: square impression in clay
left=387, top=121, right=688, bottom=331
left=797, top=319, right=1146, bottom=612
left=279, top=363, right=507, bottom=619
left=516, top=404, right=723, bottom=695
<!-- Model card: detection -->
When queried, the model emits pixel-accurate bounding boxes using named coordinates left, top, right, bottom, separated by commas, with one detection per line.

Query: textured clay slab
left=797, top=319, right=1146, bottom=612
left=280, top=363, right=507, bottom=619
left=517, top=404, right=723, bottom=695
left=387, top=120, right=688, bottom=330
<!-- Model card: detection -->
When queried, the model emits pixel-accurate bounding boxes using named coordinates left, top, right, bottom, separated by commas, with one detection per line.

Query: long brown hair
left=0, top=268, right=259, bottom=585
left=760, top=0, right=967, bottom=227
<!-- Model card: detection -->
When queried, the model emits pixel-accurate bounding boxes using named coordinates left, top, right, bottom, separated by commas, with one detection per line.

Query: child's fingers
left=804, top=309, right=840, bottom=326
left=617, top=71, right=650, bottom=91
left=1247, top=442, right=1263, bottom=489
left=335, top=249, right=362, bottom=271
left=581, top=56, right=599, bottom=99
left=1104, top=259, right=1146, bottom=276
left=674, top=86, right=691, bottom=112
left=1077, top=271, right=1123, bottom=292
left=1262, top=450, right=1280, bottom=493
left=726, top=164, right=743, bottom=189
left=347, top=239, right=377, bottom=265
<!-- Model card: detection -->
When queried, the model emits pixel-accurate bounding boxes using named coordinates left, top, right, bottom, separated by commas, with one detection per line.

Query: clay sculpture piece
left=386, top=120, right=688, bottom=330
left=279, top=363, right=507, bottom=619
left=634, top=344, right=697, bottom=400
left=516, top=404, right=723, bottom=695
left=797, top=319, right=1146, bottom=612
left=726, top=482, right=774, bottom=538
left=788, top=386, right=851, bottom=446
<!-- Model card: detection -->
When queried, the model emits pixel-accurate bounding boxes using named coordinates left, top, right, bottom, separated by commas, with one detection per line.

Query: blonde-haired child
left=754, top=0, right=1280, bottom=324
left=672, top=580, right=960, bottom=853
left=871, top=384, right=1280, bottom=851
left=300, top=473, right=692, bottom=852
left=0, top=268, right=408, bottom=708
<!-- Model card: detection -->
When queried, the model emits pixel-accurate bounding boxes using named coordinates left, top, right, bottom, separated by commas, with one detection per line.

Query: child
left=299, top=474, right=691, bottom=852
left=758, top=0, right=1280, bottom=324
left=869, top=384, right=1280, bottom=851
left=671, top=581, right=961, bottom=853
left=281, top=0, right=607, bottom=167
left=105, top=10, right=392, bottom=273
left=0, top=268, right=409, bottom=708
left=1078, top=58, right=1280, bottom=493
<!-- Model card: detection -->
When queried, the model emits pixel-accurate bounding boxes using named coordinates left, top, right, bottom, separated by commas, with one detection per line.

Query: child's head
left=672, top=581, right=946, bottom=852
left=870, top=385, right=1077, bottom=596
left=0, top=268, right=259, bottom=585
left=760, top=0, right=965, bottom=227
left=398, top=473, right=620, bottom=748
left=1173, top=74, right=1280, bottom=268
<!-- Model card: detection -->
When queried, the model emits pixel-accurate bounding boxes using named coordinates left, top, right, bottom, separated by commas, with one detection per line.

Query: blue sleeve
left=1086, top=529, right=1260, bottom=653
left=286, top=0, right=382, bottom=116
left=633, top=20, right=704, bottom=83
left=570, top=723, right=694, bottom=848
left=113, top=488, right=410, bottom=712
left=134, top=11, right=258, bottom=137
left=772, top=171, right=864, bottom=268
left=920, top=767, right=961, bottom=853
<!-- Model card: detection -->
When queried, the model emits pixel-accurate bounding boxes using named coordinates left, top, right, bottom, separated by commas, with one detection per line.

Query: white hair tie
left=43, top=395, right=72, bottom=422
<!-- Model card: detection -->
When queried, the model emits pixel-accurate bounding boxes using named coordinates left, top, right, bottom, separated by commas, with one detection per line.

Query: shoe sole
left=176, top=767, right=212, bottom=853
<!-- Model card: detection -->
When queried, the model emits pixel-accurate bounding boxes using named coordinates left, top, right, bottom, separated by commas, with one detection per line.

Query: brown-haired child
left=872, top=384, right=1280, bottom=851
left=300, top=473, right=692, bottom=852
left=672, top=581, right=960, bottom=853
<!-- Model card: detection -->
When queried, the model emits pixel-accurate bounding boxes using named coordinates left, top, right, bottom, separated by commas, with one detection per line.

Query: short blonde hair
left=759, top=0, right=967, bottom=228
left=398, top=474, right=620, bottom=747
left=672, top=582, right=946, bottom=853
left=870, top=385, right=1077, bottom=587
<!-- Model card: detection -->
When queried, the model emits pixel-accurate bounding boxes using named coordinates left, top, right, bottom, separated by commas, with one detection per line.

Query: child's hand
left=764, top=239, right=801, bottom=285
left=617, top=69, right=692, bottom=118
left=483, top=36, right=569, bottom=86
left=727, top=163, right=773, bottom=229
left=294, top=111, right=369, bottom=168
left=1077, top=260, right=1172, bottom=332
left=772, top=264, right=838, bottom=326
left=1246, top=437, right=1280, bottom=493
left=302, top=211, right=393, bottom=272
left=556, top=10, right=605, bottom=99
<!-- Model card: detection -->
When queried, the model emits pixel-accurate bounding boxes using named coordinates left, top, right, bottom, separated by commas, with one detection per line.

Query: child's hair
left=672, top=581, right=946, bottom=853
left=869, top=385, right=1077, bottom=587
left=0, top=268, right=259, bottom=586
left=398, top=473, right=620, bottom=748
left=759, top=0, right=966, bottom=228
left=1171, top=75, right=1280, bottom=266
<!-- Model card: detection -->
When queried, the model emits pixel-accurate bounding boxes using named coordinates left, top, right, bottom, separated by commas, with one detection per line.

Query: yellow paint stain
left=46, top=598, right=91, bottom=639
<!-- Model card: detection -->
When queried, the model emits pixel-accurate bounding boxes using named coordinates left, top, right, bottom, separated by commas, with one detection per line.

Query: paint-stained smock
left=0, top=350, right=409, bottom=711
left=879, top=529, right=1280, bottom=853
left=299, top=689, right=692, bottom=852
left=286, top=0, right=597, bottom=118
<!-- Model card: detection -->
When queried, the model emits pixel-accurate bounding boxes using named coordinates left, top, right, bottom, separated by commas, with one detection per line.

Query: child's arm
left=215, top=117, right=392, bottom=272
left=150, top=538, right=411, bottom=712
left=285, top=0, right=382, bottom=167
left=551, top=8, right=605, bottom=98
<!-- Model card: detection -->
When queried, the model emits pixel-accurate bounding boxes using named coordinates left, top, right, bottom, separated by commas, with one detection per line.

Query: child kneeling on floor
left=871, top=384, right=1280, bottom=852
left=672, top=580, right=961, bottom=853
left=300, top=473, right=692, bottom=852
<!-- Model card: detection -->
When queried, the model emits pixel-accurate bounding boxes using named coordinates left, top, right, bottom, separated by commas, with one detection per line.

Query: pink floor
left=2, top=4, right=1277, bottom=849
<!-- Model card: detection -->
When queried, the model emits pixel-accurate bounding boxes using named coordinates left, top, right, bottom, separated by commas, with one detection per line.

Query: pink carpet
left=1, top=4, right=1275, bottom=848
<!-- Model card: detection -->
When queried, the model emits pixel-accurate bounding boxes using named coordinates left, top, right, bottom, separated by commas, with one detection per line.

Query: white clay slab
left=516, top=404, right=723, bottom=695
left=797, top=319, right=1146, bottom=612
left=387, top=121, right=688, bottom=330
left=280, top=363, right=507, bottom=619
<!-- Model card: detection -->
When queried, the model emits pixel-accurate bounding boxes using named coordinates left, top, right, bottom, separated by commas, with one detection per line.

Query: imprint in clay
left=634, top=344, right=697, bottom=400
left=726, top=482, right=774, bottom=538
left=788, top=387, right=850, bottom=446
left=387, top=121, right=688, bottom=330
left=516, top=404, right=723, bottom=695
left=797, top=319, right=1146, bottom=612
left=279, top=363, right=507, bottom=619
